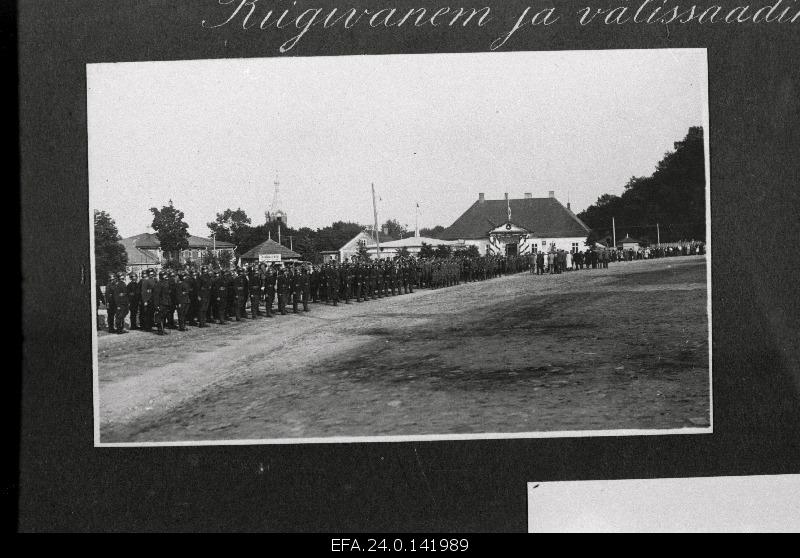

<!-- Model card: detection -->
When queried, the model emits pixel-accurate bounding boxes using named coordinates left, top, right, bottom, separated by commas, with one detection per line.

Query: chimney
left=548, top=190, right=555, bottom=198
left=478, top=193, right=485, bottom=202
left=504, top=192, right=509, bottom=200
left=567, top=202, right=571, bottom=210
left=524, top=192, right=532, bottom=199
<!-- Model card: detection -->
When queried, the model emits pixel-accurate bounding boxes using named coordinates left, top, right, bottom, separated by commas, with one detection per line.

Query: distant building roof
left=365, top=236, right=462, bottom=248
left=439, top=196, right=590, bottom=240
left=119, top=237, right=161, bottom=266
left=122, top=232, right=235, bottom=250
left=618, top=235, right=640, bottom=245
left=240, top=238, right=301, bottom=260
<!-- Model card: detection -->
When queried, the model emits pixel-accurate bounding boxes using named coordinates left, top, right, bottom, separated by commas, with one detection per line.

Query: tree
left=382, top=218, right=407, bottom=239
left=207, top=208, right=252, bottom=247
left=419, top=225, right=445, bottom=238
left=396, top=246, right=411, bottom=258
left=578, top=126, right=706, bottom=244
left=150, top=200, right=190, bottom=260
left=419, top=242, right=435, bottom=259
left=94, top=210, right=128, bottom=284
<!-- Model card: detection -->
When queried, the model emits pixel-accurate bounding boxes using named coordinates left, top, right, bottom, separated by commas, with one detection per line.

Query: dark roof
left=618, top=235, right=640, bottom=244
left=439, top=197, right=590, bottom=240
left=122, top=232, right=235, bottom=250
left=240, top=238, right=301, bottom=260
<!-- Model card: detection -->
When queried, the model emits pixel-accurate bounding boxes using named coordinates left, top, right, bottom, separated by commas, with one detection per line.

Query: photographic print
left=89, top=49, right=711, bottom=445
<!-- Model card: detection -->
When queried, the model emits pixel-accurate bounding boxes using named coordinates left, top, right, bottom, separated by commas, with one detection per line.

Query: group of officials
left=100, top=242, right=705, bottom=335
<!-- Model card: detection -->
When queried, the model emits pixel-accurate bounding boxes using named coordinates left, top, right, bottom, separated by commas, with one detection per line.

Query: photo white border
left=89, top=48, right=713, bottom=447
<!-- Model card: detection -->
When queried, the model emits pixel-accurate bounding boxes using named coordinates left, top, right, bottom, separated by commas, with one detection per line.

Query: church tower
left=265, top=172, right=288, bottom=228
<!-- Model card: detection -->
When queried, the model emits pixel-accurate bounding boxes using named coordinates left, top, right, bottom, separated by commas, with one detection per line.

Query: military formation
left=99, top=242, right=705, bottom=335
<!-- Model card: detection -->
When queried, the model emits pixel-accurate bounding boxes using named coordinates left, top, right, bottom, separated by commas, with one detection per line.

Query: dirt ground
left=97, top=256, right=710, bottom=443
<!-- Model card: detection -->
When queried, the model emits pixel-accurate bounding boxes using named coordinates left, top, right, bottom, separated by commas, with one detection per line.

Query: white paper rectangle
left=528, top=475, right=800, bottom=532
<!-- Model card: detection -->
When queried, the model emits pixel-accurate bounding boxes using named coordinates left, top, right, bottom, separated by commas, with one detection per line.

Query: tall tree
left=150, top=200, right=190, bottom=260
left=419, top=242, right=435, bottom=258
left=419, top=225, right=445, bottom=238
left=382, top=218, right=407, bottom=239
left=94, top=210, right=128, bottom=284
left=578, top=126, right=706, bottom=244
left=207, top=208, right=252, bottom=246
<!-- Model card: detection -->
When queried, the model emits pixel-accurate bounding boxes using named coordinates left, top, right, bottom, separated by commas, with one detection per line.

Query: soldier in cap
left=166, top=270, right=179, bottom=329
left=289, top=265, right=300, bottom=314
left=140, top=269, right=156, bottom=332
left=186, top=267, right=199, bottom=325
left=248, top=266, right=262, bottom=318
left=106, top=273, right=117, bottom=333
left=300, top=264, right=311, bottom=312
left=126, top=272, right=140, bottom=329
left=276, top=266, right=289, bottom=315
left=151, top=271, right=169, bottom=335
left=197, top=266, right=212, bottom=327
left=111, top=272, right=129, bottom=334
left=176, top=271, right=192, bottom=331
left=213, top=269, right=228, bottom=324
left=264, top=264, right=276, bottom=317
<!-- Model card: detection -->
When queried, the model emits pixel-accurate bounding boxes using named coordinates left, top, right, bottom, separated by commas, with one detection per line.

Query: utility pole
left=372, top=183, right=380, bottom=257
left=288, top=236, right=294, bottom=251
left=656, top=223, right=661, bottom=245
left=612, top=217, right=616, bottom=248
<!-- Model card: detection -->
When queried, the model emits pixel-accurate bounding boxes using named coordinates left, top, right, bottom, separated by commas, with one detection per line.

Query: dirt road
left=98, top=256, right=710, bottom=443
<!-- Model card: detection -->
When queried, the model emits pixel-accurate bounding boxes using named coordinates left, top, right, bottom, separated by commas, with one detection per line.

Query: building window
left=541, top=240, right=547, bottom=246
left=572, top=242, right=580, bottom=253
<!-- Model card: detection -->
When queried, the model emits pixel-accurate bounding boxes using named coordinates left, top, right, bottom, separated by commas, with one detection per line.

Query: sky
left=87, top=49, right=708, bottom=239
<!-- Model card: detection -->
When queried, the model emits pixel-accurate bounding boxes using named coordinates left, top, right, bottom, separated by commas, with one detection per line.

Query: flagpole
left=415, top=202, right=419, bottom=238
left=372, top=183, right=380, bottom=258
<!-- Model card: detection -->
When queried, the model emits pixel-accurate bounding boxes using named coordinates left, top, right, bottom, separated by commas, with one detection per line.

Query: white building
left=438, top=191, right=590, bottom=256
left=364, top=235, right=464, bottom=259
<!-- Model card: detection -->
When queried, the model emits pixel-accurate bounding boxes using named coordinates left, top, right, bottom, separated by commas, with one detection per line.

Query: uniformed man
left=213, top=270, right=228, bottom=324
left=290, top=265, right=300, bottom=314
left=264, top=265, right=276, bottom=317
left=277, top=267, right=289, bottom=315
left=166, top=270, right=178, bottom=329
left=106, top=273, right=117, bottom=333
left=248, top=266, right=262, bottom=318
left=300, top=264, right=311, bottom=312
left=140, top=269, right=156, bottom=332
left=176, top=271, right=192, bottom=331
left=152, top=271, right=170, bottom=335
left=126, top=272, right=140, bottom=330
left=111, top=272, right=129, bottom=334
left=197, top=266, right=212, bottom=328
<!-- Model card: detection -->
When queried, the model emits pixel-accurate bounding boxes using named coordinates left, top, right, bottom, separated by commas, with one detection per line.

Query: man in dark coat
left=248, top=267, right=262, bottom=318
left=176, top=271, right=192, bottom=331
left=213, top=270, right=228, bottom=324
left=126, top=272, right=140, bottom=329
left=277, top=267, right=289, bottom=315
left=152, top=271, right=169, bottom=335
left=197, top=266, right=212, bottom=327
left=290, top=266, right=300, bottom=314
left=140, top=269, right=156, bottom=332
left=111, top=272, right=129, bottom=334
left=106, top=273, right=117, bottom=333
left=264, top=265, right=276, bottom=317
left=299, top=265, right=311, bottom=312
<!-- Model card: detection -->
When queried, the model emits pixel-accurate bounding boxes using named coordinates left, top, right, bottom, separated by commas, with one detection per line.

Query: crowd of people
left=97, top=241, right=705, bottom=336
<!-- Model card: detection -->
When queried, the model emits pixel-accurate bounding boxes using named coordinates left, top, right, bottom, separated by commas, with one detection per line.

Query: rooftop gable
left=439, top=197, right=590, bottom=240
